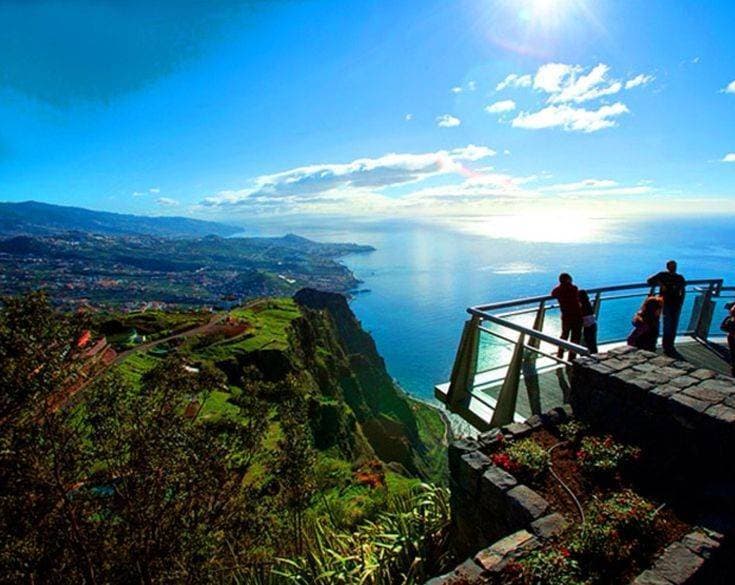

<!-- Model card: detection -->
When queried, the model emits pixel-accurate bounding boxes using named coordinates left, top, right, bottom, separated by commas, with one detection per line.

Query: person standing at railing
left=579, top=290, right=598, bottom=354
left=647, top=260, right=686, bottom=357
left=551, top=273, right=583, bottom=360
left=628, top=296, right=663, bottom=352
left=721, top=303, right=735, bottom=377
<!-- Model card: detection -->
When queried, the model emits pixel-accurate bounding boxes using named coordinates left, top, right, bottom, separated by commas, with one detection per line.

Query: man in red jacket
left=551, top=273, right=583, bottom=360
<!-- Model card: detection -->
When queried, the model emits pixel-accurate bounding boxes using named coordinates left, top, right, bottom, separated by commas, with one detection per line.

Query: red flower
left=559, top=547, right=571, bottom=558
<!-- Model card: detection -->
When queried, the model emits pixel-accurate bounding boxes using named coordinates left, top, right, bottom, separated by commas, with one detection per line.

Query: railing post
left=446, top=315, right=480, bottom=409
left=692, top=283, right=716, bottom=340
left=490, top=332, right=525, bottom=428
left=592, top=291, right=602, bottom=320
left=526, top=301, right=546, bottom=356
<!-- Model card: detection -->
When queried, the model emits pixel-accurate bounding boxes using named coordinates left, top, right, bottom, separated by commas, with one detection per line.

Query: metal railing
left=440, top=278, right=727, bottom=430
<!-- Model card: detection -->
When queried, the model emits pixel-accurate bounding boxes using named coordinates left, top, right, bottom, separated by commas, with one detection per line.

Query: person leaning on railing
left=647, top=260, right=686, bottom=357
left=627, top=296, right=663, bottom=352
left=721, top=303, right=735, bottom=377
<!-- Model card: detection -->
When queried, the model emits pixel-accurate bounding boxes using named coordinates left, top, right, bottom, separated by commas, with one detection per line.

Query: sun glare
left=518, top=0, right=575, bottom=25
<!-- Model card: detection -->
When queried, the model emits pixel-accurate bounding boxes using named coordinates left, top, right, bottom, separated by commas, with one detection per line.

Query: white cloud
left=511, top=102, right=629, bottom=133
left=547, top=179, right=619, bottom=192
left=496, top=73, right=532, bottom=91
left=202, top=145, right=496, bottom=208
left=722, top=81, right=735, bottom=94
left=452, top=80, right=477, bottom=94
left=536, top=63, right=622, bottom=104
left=491, top=63, right=651, bottom=132
left=405, top=113, right=413, bottom=121
left=436, top=114, right=461, bottom=127
left=149, top=187, right=161, bottom=194
left=485, top=100, right=516, bottom=114
left=723, top=153, right=735, bottom=162
left=625, top=74, right=654, bottom=89
left=132, top=191, right=145, bottom=197
left=156, top=197, right=179, bottom=206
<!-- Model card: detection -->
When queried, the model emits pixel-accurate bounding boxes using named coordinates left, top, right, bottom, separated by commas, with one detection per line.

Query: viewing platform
left=436, top=279, right=734, bottom=431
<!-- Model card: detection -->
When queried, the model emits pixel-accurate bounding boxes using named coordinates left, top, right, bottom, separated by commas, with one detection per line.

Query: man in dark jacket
left=647, top=260, right=686, bottom=356
left=551, top=273, right=583, bottom=360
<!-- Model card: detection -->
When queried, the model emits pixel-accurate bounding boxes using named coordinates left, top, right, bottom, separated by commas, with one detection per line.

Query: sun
left=518, top=0, right=576, bottom=24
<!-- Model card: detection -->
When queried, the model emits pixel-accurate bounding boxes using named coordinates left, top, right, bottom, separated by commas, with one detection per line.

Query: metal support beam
left=446, top=315, right=480, bottom=409
left=693, top=284, right=716, bottom=340
left=490, top=332, right=525, bottom=428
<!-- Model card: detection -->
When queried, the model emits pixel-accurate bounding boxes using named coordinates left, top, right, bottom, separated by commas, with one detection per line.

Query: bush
left=576, top=435, right=640, bottom=478
left=558, top=421, right=588, bottom=443
left=570, top=490, right=656, bottom=570
left=492, top=438, right=550, bottom=480
left=512, top=547, right=586, bottom=585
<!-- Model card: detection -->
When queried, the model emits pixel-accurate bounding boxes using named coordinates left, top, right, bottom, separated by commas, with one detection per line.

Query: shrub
left=576, top=436, right=641, bottom=477
left=558, top=421, right=588, bottom=443
left=492, top=438, right=550, bottom=479
left=515, top=548, right=586, bottom=585
left=570, top=490, right=656, bottom=570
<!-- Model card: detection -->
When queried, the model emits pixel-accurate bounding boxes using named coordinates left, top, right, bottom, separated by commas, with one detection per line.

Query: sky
left=1, top=0, right=734, bottom=227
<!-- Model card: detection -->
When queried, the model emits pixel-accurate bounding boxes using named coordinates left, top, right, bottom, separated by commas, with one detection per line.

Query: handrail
left=440, top=277, right=728, bottom=431
left=472, top=309, right=590, bottom=355
left=471, top=278, right=723, bottom=313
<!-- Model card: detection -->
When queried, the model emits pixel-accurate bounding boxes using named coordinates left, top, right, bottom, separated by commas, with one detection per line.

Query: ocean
left=255, top=215, right=735, bottom=401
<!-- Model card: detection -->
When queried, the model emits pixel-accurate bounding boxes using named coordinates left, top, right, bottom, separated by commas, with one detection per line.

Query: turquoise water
left=267, top=216, right=735, bottom=401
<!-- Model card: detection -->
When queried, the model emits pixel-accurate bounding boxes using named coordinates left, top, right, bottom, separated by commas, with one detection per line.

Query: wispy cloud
left=494, top=63, right=650, bottom=133
left=149, top=187, right=161, bottom=194
left=197, top=146, right=666, bottom=221
left=156, top=197, right=179, bottom=206
left=625, top=74, right=654, bottom=89
left=202, top=145, right=497, bottom=208
left=436, top=114, right=461, bottom=127
left=485, top=100, right=516, bottom=114
left=722, top=153, right=735, bottom=163
left=722, top=80, right=735, bottom=94
left=405, top=113, right=413, bottom=121
left=511, top=103, right=629, bottom=133
left=535, top=63, right=622, bottom=104
left=496, top=73, right=532, bottom=91
left=451, top=80, right=477, bottom=94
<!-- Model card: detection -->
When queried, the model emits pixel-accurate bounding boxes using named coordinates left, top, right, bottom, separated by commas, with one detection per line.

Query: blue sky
left=1, top=0, right=734, bottom=226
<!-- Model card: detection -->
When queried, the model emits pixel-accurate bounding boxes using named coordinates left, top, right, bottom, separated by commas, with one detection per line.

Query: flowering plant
left=570, top=490, right=656, bottom=568
left=576, top=435, right=641, bottom=477
left=515, top=548, right=585, bottom=585
left=491, top=438, right=549, bottom=480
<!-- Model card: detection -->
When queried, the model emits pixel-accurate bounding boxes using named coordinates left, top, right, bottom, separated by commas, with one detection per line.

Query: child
left=579, top=290, right=598, bottom=354
left=720, top=303, right=735, bottom=377
left=627, top=296, right=663, bottom=352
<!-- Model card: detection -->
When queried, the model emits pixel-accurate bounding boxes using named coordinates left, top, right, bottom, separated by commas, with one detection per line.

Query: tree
left=0, top=294, right=284, bottom=582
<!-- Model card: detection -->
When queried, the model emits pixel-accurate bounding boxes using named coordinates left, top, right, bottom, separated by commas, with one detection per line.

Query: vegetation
left=0, top=231, right=373, bottom=309
left=491, top=437, right=550, bottom=480
left=576, top=436, right=641, bottom=478
left=0, top=292, right=449, bottom=583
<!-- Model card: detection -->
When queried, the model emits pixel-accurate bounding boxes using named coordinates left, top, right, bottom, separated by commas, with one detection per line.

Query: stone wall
left=570, top=346, right=735, bottom=494
left=433, top=349, right=735, bottom=584
left=447, top=406, right=572, bottom=559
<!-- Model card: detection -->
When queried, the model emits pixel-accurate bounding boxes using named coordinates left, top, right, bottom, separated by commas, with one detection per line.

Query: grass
left=202, top=298, right=301, bottom=359
left=410, top=398, right=450, bottom=483
left=114, top=351, right=161, bottom=385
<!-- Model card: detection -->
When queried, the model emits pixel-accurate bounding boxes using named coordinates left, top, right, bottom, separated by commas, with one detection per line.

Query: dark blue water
left=268, top=215, right=735, bottom=400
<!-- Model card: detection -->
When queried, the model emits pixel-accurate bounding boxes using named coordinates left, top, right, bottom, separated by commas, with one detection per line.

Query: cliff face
left=211, top=288, right=444, bottom=480
left=292, top=288, right=431, bottom=476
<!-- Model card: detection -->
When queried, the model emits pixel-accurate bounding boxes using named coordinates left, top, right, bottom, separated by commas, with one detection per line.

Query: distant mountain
left=0, top=201, right=241, bottom=238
